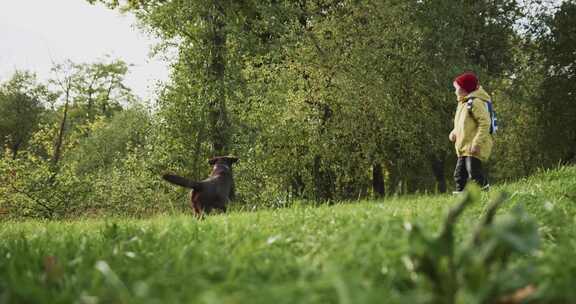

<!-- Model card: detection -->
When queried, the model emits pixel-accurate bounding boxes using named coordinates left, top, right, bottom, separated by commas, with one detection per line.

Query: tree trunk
left=431, top=155, right=447, bottom=193
left=372, top=163, right=385, bottom=197
left=207, top=0, right=230, bottom=156
left=11, top=141, right=21, bottom=160
left=563, top=135, right=576, bottom=164
left=387, top=161, right=401, bottom=196
left=313, top=155, right=334, bottom=201
left=311, top=103, right=334, bottom=201
left=52, top=87, right=71, bottom=170
left=290, top=174, right=305, bottom=198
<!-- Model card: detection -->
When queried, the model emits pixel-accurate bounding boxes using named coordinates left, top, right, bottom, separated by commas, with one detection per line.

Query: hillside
left=1, top=166, right=575, bottom=303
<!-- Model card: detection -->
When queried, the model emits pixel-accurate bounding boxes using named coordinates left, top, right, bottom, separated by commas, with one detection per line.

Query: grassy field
left=1, top=166, right=575, bottom=304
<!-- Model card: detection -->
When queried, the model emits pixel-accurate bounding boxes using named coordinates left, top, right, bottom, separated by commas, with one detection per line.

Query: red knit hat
left=454, top=72, right=479, bottom=94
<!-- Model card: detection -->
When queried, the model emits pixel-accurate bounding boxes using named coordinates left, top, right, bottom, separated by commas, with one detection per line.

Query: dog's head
left=208, top=156, right=239, bottom=167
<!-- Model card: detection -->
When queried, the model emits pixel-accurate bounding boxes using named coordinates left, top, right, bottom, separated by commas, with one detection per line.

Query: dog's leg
left=190, top=191, right=203, bottom=217
left=204, top=205, right=216, bottom=215
left=215, top=205, right=227, bottom=213
left=229, top=183, right=236, bottom=201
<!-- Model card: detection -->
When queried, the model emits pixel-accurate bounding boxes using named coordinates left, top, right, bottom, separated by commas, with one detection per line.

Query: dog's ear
left=227, top=156, right=239, bottom=164
left=208, top=157, right=220, bottom=165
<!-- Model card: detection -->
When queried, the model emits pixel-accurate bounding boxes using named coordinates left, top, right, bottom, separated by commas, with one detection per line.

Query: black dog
left=162, top=156, right=238, bottom=216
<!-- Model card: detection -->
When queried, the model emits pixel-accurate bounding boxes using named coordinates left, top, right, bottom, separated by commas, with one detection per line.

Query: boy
left=449, top=72, right=493, bottom=193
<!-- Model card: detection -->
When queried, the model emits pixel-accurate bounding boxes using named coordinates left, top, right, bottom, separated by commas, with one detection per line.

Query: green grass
left=1, top=166, right=575, bottom=303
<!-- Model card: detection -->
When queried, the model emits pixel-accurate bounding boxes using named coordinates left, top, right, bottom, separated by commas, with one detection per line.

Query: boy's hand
left=449, top=131, right=456, bottom=142
left=469, top=145, right=480, bottom=155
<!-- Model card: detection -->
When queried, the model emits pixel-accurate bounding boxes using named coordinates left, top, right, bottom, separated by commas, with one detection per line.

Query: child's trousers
left=453, top=156, right=488, bottom=191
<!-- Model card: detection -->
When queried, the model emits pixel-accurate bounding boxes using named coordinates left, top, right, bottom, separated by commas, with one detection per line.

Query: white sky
left=0, top=0, right=170, bottom=101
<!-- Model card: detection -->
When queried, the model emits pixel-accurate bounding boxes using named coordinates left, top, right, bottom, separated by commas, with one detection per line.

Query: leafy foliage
left=536, top=0, right=576, bottom=163
left=404, top=186, right=539, bottom=303
left=0, top=71, right=51, bottom=160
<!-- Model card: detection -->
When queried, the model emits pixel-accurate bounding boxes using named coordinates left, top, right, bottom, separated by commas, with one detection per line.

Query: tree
left=0, top=71, right=49, bottom=159
left=48, top=58, right=136, bottom=171
left=68, top=105, right=152, bottom=175
left=71, top=57, right=133, bottom=120
left=0, top=59, right=139, bottom=219
left=537, top=0, right=576, bottom=163
left=88, top=0, right=236, bottom=155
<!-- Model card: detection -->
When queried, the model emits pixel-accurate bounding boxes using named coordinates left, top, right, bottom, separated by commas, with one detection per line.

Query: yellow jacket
left=450, top=86, right=493, bottom=162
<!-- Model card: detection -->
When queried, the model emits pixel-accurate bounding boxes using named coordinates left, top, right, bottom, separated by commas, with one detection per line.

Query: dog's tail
left=162, top=174, right=203, bottom=191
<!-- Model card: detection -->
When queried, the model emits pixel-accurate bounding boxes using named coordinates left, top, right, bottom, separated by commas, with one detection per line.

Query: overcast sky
left=0, top=0, right=170, bottom=101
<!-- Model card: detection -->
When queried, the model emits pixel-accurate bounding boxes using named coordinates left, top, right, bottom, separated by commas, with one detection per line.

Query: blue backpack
left=466, top=97, right=498, bottom=135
